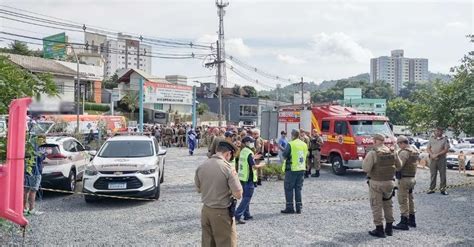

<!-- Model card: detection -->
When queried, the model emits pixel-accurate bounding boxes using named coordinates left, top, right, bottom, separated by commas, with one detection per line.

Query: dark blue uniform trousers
left=284, top=171, right=305, bottom=210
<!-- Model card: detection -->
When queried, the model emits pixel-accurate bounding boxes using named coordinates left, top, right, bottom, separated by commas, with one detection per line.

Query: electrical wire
left=226, top=62, right=276, bottom=90
left=227, top=54, right=295, bottom=85
left=0, top=7, right=214, bottom=49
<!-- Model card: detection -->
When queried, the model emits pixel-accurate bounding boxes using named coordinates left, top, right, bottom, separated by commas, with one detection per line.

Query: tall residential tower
left=370, top=49, right=428, bottom=94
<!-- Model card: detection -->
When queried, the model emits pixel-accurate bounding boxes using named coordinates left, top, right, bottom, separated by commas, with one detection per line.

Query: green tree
left=0, top=55, right=58, bottom=114
left=119, top=91, right=139, bottom=119
left=242, top=85, right=257, bottom=97
left=0, top=55, right=58, bottom=162
left=102, top=73, right=119, bottom=89
left=386, top=98, right=413, bottom=125
left=232, top=85, right=241, bottom=96
left=408, top=47, right=474, bottom=136
left=8, top=40, right=31, bottom=56
left=197, top=103, right=209, bottom=116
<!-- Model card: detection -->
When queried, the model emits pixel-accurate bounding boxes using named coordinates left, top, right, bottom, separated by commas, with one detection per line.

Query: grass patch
left=262, top=163, right=285, bottom=180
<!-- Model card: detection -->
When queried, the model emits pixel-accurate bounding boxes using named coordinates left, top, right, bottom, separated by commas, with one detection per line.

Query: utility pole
left=139, top=78, right=144, bottom=132
left=192, top=86, right=197, bottom=128
left=300, top=77, right=304, bottom=106
left=70, top=45, right=80, bottom=133
left=216, top=0, right=228, bottom=87
left=217, top=40, right=223, bottom=127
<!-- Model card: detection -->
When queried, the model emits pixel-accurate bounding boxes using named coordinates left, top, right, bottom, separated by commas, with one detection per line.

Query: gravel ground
left=2, top=147, right=473, bottom=246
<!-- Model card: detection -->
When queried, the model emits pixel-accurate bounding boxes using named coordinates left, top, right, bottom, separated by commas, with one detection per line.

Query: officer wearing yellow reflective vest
left=281, top=129, right=308, bottom=214
left=393, top=135, right=419, bottom=230
left=234, top=136, right=264, bottom=224
left=362, top=133, right=401, bottom=238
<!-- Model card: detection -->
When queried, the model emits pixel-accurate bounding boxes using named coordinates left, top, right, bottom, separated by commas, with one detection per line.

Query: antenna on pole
left=216, top=0, right=229, bottom=87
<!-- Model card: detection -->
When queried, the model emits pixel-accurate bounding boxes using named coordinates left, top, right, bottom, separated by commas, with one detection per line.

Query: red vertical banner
left=0, top=97, right=31, bottom=227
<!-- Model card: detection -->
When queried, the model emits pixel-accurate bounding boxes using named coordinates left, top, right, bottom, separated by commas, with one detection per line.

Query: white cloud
left=196, top=35, right=251, bottom=57
left=311, top=32, right=373, bottom=63
left=277, top=54, right=306, bottom=65
left=445, top=21, right=468, bottom=29
left=226, top=38, right=251, bottom=57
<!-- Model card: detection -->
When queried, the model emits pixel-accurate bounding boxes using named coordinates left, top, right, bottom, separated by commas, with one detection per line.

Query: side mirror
left=158, top=149, right=167, bottom=156
left=88, top=150, right=97, bottom=157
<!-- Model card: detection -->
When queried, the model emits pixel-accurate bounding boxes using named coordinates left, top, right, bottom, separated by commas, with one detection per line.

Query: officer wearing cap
left=362, top=133, right=401, bottom=238
left=195, top=141, right=243, bottom=247
left=427, top=127, right=450, bottom=195
left=393, top=135, right=419, bottom=231
left=208, top=128, right=226, bottom=158
left=281, top=129, right=308, bottom=214
left=234, top=136, right=265, bottom=224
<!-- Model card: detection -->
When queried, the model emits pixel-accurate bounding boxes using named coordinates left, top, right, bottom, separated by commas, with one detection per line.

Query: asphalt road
left=2, top=147, right=473, bottom=246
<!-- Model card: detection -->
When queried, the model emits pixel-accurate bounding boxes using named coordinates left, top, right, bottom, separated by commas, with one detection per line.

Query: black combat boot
left=311, top=170, right=320, bottom=177
left=408, top=214, right=417, bottom=228
left=256, top=178, right=262, bottom=186
left=304, top=170, right=310, bottom=178
left=393, top=216, right=409, bottom=230
left=280, top=208, right=295, bottom=214
left=368, top=225, right=386, bottom=238
left=385, top=222, right=393, bottom=236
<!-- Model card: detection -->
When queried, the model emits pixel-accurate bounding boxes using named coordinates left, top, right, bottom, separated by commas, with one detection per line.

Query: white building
left=370, top=50, right=428, bottom=94
left=82, top=32, right=152, bottom=78
left=105, top=33, right=152, bottom=77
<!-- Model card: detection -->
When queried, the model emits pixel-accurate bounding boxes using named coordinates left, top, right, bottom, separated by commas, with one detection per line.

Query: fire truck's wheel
left=331, top=155, right=346, bottom=175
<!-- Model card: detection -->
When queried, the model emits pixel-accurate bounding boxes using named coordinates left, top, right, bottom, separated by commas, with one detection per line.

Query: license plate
left=108, top=182, right=127, bottom=190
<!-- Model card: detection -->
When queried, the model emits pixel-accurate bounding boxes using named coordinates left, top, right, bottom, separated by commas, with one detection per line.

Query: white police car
left=82, top=135, right=166, bottom=202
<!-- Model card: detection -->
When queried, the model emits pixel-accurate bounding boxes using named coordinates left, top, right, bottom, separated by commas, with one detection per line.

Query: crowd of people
left=194, top=126, right=466, bottom=246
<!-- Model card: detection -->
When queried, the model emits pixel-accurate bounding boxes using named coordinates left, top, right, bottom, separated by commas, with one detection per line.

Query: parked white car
left=449, top=143, right=474, bottom=154
left=41, top=136, right=93, bottom=191
left=82, top=135, right=166, bottom=202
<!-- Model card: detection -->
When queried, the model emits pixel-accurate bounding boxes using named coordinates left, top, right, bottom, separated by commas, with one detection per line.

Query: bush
left=84, top=103, right=110, bottom=112
left=262, top=163, right=285, bottom=180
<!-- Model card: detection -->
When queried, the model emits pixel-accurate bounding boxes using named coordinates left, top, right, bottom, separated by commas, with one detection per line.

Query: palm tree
left=120, top=91, right=139, bottom=119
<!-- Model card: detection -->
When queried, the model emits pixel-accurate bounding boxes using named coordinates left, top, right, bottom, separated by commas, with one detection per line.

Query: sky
left=1, top=0, right=472, bottom=90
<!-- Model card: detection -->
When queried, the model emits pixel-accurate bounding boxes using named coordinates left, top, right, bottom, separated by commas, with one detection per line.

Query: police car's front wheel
left=331, top=155, right=346, bottom=176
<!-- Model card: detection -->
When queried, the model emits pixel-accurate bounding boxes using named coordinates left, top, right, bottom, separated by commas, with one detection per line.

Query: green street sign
left=43, top=32, right=66, bottom=59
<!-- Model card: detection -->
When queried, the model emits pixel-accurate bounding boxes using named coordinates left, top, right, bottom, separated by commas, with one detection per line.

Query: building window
left=239, top=105, right=258, bottom=116
left=56, top=82, right=65, bottom=94
left=321, top=120, right=330, bottom=132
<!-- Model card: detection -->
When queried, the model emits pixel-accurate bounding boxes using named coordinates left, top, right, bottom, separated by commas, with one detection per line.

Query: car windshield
left=349, top=120, right=392, bottom=137
left=98, top=140, right=154, bottom=158
left=30, top=122, right=54, bottom=135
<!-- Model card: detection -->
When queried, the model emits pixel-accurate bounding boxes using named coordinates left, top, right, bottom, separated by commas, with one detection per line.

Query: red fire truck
left=278, top=103, right=396, bottom=175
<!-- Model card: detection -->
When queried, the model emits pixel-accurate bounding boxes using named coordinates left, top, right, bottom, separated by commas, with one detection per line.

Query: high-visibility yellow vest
left=238, top=147, right=258, bottom=182
left=288, top=139, right=308, bottom=171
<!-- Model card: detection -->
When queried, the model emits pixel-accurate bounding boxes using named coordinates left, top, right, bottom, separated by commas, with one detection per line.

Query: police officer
left=208, top=128, right=226, bottom=158
left=427, top=127, right=450, bottom=195
left=281, top=129, right=308, bottom=214
left=251, top=129, right=265, bottom=185
left=195, top=141, right=243, bottom=247
left=300, top=129, right=311, bottom=178
left=234, top=136, right=265, bottom=224
left=362, top=133, right=400, bottom=238
left=309, top=129, right=324, bottom=178
left=393, top=135, right=419, bottom=230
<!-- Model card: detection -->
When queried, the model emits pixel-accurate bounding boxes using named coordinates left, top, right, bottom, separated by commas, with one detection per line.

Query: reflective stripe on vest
left=238, top=147, right=257, bottom=182
left=289, top=139, right=308, bottom=171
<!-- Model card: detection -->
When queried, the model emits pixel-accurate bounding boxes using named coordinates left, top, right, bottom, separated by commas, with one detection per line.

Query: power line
left=227, top=54, right=295, bottom=85
left=226, top=62, right=276, bottom=90
left=0, top=32, right=213, bottom=58
left=0, top=6, right=214, bottom=48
